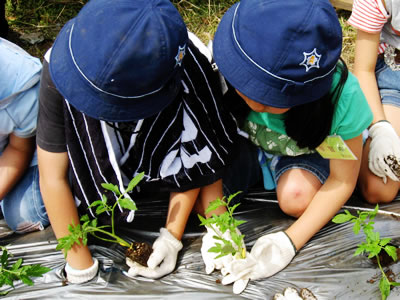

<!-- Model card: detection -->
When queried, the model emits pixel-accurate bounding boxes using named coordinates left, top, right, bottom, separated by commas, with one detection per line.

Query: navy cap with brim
left=213, top=2, right=338, bottom=109
left=49, top=18, right=182, bottom=122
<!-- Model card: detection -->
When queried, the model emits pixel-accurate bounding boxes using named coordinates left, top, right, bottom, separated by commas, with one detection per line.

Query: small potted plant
left=57, top=172, right=153, bottom=267
left=198, top=191, right=246, bottom=259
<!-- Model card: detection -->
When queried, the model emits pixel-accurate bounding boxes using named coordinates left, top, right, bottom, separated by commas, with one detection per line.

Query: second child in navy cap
left=212, top=0, right=374, bottom=295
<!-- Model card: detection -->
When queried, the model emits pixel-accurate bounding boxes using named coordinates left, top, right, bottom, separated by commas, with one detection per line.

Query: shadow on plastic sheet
left=1, top=188, right=400, bottom=299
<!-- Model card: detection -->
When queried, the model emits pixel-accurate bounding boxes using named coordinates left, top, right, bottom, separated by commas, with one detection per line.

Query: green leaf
left=20, top=275, right=33, bottom=286
left=96, top=206, right=107, bottom=215
left=80, top=215, right=90, bottom=222
left=26, top=264, right=51, bottom=277
left=126, top=172, right=144, bottom=193
left=353, top=219, right=361, bottom=235
left=11, top=258, right=23, bottom=271
left=205, top=198, right=226, bottom=215
left=380, top=238, right=392, bottom=247
left=1, top=249, right=8, bottom=266
left=118, top=198, right=137, bottom=211
left=370, top=204, right=379, bottom=220
left=379, top=277, right=390, bottom=300
left=233, top=219, right=246, bottom=228
left=332, top=213, right=354, bottom=224
left=101, top=183, right=121, bottom=195
left=384, top=245, right=398, bottom=261
left=88, top=200, right=104, bottom=209
left=226, top=191, right=242, bottom=206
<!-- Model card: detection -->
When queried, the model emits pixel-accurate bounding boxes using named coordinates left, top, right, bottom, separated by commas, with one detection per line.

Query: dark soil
left=125, top=241, right=153, bottom=267
left=370, top=247, right=400, bottom=267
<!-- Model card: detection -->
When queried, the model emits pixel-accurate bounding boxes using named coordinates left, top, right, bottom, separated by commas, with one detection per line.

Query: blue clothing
left=1, top=166, right=49, bottom=233
left=0, top=37, right=41, bottom=166
left=0, top=38, right=48, bottom=233
left=375, top=56, right=400, bottom=108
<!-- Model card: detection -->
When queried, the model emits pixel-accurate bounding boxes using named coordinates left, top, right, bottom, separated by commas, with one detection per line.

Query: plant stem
left=86, top=226, right=130, bottom=248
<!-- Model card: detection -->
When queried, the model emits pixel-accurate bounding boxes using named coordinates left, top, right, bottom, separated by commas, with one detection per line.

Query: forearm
left=353, top=30, right=385, bottom=123
left=0, top=136, right=34, bottom=199
left=285, top=176, right=356, bottom=250
left=353, top=70, right=385, bottom=123
left=37, top=147, right=93, bottom=269
left=286, top=135, right=363, bottom=250
left=199, top=179, right=226, bottom=218
left=166, top=188, right=200, bottom=240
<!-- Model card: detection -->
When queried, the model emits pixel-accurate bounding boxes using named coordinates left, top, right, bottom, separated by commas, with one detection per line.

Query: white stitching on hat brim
left=231, top=3, right=336, bottom=85
left=68, top=23, right=164, bottom=99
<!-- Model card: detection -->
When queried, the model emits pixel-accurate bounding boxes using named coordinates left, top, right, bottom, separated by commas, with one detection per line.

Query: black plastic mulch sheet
left=1, top=189, right=400, bottom=299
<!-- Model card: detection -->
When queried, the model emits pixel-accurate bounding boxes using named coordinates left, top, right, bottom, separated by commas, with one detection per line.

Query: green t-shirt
left=244, top=69, right=373, bottom=156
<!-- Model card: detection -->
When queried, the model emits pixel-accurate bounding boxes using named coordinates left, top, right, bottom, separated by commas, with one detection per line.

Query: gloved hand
left=126, top=227, right=183, bottom=279
left=64, top=257, right=99, bottom=284
left=222, top=231, right=296, bottom=294
left=201, top=224, right=246, bottom=274
left=368, top=121, right=400, bottom=183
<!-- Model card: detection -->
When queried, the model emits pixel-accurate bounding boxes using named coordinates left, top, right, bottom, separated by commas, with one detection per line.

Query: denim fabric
left=376, top=57, right=400, bottom=108
left=273, top=152, right=330, bottom=185
left=1, top=165, right=49, bottom=233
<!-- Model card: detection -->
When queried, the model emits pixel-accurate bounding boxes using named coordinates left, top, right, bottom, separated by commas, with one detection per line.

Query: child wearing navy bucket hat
left=37, top=0, right=242, bottom=283
left=212, top=0, right=374, bottom=294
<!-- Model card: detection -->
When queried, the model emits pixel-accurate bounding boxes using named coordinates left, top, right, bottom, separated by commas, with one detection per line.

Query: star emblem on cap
left=175, top=45, right=186, bottom=67
left=299, top=48, right=321, bottom=72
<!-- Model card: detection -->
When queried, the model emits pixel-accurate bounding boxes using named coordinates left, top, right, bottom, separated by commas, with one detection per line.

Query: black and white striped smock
left=63, top=41, right=240, bottom=223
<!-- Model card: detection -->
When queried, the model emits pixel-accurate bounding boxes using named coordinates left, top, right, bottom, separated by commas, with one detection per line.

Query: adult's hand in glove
left=201, top=224, right=246, bottom=274
left=222, top=231, right=296, bottom=294
left=368, top=121, right=400, bottom=183
left=65, top=257, right=99, bottom=284
left=126, top=227, right=183, bottom=279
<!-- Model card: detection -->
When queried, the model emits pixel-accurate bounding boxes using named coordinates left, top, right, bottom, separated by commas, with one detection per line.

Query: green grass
left=4, top=1, right=356, bottom=70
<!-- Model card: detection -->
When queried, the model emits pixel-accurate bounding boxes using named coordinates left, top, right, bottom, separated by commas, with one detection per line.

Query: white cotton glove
left=126, top=228, right=183, bottom=279
left=201, top=224, right=246, bottom=274
left=368, top=121, right=400, bottom=183
left=222, top=231, right=296, bottom=294
left=64, top=257, right=99, bottom=284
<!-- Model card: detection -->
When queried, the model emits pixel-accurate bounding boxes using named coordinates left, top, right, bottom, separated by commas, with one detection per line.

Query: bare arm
left=166, top=188, right=200, bottom=240
left=286, top=135, right=363, bottom=250
left=37, top=145, right=93, bottom=269
left=166, top=179, right=226, bottom=239
left=0, top=134, right=35, bottom=200
left=353, top=29, right=385, bottom=123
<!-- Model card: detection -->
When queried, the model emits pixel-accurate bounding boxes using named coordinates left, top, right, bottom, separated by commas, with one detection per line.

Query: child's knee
left=359, top=177, right=398, bottom=204
left=277, top=184, right=313, bottom=218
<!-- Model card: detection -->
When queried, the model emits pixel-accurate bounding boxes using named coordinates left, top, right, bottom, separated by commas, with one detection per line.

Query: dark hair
left=284, top=58, right=348, bottom=149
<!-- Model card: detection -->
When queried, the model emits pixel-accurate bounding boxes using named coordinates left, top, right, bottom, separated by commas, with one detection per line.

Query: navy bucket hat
left=49, top=0, right=188, bottom=122
left=213, top=0, right=342, bottom=108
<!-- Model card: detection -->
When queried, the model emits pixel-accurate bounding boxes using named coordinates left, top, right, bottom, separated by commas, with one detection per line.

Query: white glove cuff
left=369, top=120, right=393, bottom=138
left=65, top=257, right=99, bottom=283
left=277, top=232, right=297, bottom=259
left=160, top=228, right=183, bottom=251
left=282, top=231, right=297, bottom=254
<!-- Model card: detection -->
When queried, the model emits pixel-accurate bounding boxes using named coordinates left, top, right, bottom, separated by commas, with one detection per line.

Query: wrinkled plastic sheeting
left=1, top=189, right=400, bottom=299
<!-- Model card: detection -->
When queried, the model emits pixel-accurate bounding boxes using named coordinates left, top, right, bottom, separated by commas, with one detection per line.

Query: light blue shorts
left=1, top=165, right=49, bottom=233
left=376, top=57, right=400, bottom=108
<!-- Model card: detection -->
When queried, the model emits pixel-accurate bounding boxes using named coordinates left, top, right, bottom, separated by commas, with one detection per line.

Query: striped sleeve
left=348, top=0, right=389, bottom=33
